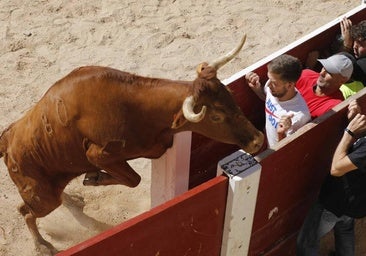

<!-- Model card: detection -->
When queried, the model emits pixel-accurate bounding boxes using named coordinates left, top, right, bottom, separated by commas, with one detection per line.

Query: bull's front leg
left=84, top=142, right=141, bottom=187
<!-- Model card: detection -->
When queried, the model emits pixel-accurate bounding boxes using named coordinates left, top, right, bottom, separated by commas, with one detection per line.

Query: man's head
left=351, top=20, right=366, bottom=59
left=267, top=54, right=302, bottom=100
left=316, top=54, right=353, bottom=95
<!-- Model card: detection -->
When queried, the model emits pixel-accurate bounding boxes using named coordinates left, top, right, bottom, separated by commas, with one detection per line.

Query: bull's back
left=0, top=66, right=144, bottom=178
left=2, top=66, right=178, bottom=172
left=45, top=66, right=137, bottom=146
left=46, top=66, right=175, bottom=149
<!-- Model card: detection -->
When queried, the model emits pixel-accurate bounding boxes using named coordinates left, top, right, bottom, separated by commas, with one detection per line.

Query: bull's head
left=173, top=35, right=264, bottom=154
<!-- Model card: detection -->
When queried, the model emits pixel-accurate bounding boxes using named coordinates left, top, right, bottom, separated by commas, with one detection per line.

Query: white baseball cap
left=318, top=54, right=353, bottom=79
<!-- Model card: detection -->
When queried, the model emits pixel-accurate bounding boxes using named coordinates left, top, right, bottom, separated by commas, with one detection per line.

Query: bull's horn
left=182, top=96, right=207, bottom=123
left=208, top=34, right=246, bottom=70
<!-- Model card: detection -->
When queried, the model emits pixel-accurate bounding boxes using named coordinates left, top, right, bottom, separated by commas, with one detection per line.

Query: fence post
left=218, top=150, right=262, bottom=256
left=150, top=131, right=192, bottom=208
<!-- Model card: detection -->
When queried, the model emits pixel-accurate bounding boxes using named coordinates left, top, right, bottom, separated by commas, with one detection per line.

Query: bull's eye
left=210, top=113, right=225, bottom=123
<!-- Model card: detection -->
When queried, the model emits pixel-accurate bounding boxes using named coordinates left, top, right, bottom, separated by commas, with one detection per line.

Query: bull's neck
left=157, top=80, right=194, bottom=132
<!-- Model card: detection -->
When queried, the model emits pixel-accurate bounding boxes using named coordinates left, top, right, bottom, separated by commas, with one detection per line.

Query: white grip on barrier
left=218, top=150, right=262, bottom=256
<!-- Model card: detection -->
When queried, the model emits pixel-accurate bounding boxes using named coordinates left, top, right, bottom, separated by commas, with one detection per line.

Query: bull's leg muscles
left=85, top=143, right=141, bottom=187
left=14, top=171, right=65, bottom=255
left=18, top=203, right=58, bottom=255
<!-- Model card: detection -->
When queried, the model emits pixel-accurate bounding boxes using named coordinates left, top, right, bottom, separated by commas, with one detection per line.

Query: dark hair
left=351, top=20, right=366, bottom=41
left=267, top=54, right=302, bottom=82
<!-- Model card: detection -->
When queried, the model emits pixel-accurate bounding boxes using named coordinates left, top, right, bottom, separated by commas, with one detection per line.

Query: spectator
left=306, top=18, right=365, bottom=100
left=338, top=52, right=364, bottom=99
left=296, top=54, right=353, bottom=119
left=306, top=51, right=362, bottom=100
left=296, top=100, right=366, bottom=256
left=336, top=18, right=366, bottom=85
left=346, top=19, right=366, bottom=86
left=245, top=54, right=311, bottom=148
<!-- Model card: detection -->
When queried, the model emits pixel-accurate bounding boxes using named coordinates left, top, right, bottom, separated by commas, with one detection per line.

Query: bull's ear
left=196, top=62, right=207, bottom=75
left=196, top=62, right=217, bottom=79
left=171, top=110, right=187, bottom=129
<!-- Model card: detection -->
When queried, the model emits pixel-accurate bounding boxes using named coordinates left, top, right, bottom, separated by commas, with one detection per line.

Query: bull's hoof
left=82, top=171, right=121, bottom=186
left=82, top=172, right=100, bottom=186
left=35, top=239, right=59, bottom=256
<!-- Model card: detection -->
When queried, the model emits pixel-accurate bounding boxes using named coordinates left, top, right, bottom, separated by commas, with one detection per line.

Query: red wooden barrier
left=57, top=176, right=228, bottom=256
left=249, top=105, right=347, bottom=255
left=249, top=90, right=366, bottom=255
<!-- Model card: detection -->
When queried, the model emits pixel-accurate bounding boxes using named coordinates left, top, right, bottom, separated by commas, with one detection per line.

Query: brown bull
left=0, top=35, right=264, bottom=254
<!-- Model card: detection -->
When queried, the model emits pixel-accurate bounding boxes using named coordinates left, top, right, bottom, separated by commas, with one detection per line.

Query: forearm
left=251, top=87, right=266, bottom=101
left=245, top=72, right=266, bottom=101
left=331, top=129, right=355, bottom=176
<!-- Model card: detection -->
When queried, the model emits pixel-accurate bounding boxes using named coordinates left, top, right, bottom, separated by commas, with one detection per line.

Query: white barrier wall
left=150, top=131, right=192, bottom=208
left=218, top=150, right=262, bottom=256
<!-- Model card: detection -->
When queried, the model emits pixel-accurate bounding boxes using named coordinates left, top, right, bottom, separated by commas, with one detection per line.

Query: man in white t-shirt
left=245, top=54, right=311, bottom=148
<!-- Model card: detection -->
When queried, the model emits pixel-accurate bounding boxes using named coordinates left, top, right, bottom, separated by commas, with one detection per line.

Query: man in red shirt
left=296, top=54, right=353, bottom=119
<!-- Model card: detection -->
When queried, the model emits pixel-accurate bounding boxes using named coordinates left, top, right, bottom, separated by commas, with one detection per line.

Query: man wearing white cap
left=296, top=54, right=353, bottom=119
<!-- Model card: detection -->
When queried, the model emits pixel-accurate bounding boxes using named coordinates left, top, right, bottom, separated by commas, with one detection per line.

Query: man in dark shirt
left=297, top=100, right=366, bottom=256
left=341, top=18, right=366, bottom=85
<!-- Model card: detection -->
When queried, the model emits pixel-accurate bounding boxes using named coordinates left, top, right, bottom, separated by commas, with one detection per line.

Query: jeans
left=296, top=201, right=355, bottom=256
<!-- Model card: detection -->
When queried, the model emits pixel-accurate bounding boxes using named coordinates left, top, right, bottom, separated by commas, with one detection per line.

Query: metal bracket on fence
left=219, top=151, right=258, bottom=177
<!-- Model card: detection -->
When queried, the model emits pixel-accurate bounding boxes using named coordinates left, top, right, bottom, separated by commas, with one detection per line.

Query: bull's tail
left=0, top=133, right=5, bottom=158
left=0, top=125, right=11, bottom=158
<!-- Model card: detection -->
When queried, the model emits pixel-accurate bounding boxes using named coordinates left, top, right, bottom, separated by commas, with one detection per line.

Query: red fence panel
left=249, top=88, right=366, bottom=255
left=249, top=108, right=346, bottom=255
left=57, top=176, right=228, bottom=256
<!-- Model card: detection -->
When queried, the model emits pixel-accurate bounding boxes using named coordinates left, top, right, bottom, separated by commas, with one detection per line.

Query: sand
left=0, top=0, right=363, bottom=255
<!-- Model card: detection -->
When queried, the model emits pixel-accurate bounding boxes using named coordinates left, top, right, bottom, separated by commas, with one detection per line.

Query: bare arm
left=330, top=126, right=357, bottom=177
left=245, top=72, right=266, bottom=101
left=331, top=111, right=366, bottom=176
left=340, top=17, right=353, bottom=52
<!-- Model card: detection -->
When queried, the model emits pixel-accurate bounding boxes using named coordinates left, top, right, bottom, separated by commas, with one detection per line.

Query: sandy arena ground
left=0, top=0, right=364, bottom=255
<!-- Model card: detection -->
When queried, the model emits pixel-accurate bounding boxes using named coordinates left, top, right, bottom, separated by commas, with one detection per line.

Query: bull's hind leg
left=84, top=142, right=141, bottom=187
left=18, top=203, right=58, bottom=255
left=12, top=173, right=65, bottom=255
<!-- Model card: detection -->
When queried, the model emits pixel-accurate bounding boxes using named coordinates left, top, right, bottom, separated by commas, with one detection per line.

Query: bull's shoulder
left=65, top=66, right=132, bottom=81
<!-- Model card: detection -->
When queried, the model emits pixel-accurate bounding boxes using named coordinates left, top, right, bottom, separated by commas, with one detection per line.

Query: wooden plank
left=262, top=233, right=297, bottom=256
left=57, top=176, right=228, bottom=256
left=151, top=132, right=192, bottom=207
